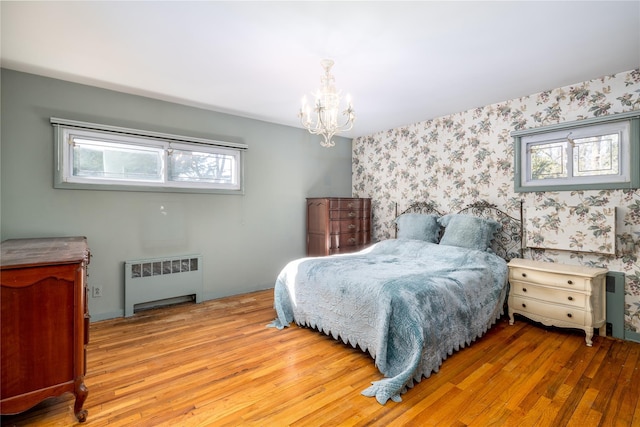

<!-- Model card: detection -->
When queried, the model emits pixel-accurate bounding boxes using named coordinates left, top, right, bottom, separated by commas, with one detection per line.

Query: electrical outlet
left=92, top=285, right=103, bottom=298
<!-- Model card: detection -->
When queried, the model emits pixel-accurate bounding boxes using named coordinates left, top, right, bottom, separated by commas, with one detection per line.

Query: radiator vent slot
left=125, top=255, right=203, bottom=317
left=129, top=257, right=199, bottom=279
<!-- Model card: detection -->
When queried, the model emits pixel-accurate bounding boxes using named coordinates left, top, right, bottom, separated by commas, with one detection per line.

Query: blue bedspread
left=269, top=239, right=508, bottom=404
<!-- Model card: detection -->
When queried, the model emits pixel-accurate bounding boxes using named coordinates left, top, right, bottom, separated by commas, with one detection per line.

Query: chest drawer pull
left=567, top=313, right=573, bottom=318
left=567, top=280, right=573, bottom=285
left=521, top=273, right=527, bottom=278
left=568, top=296, right=573, bottom=301
left=522, top=287, right=527, bottom=292
left=348, top=212, right=356, bottom=217
left=348, top=224, right=356, bottom=230
left=521, top=303, right=526, bottom=308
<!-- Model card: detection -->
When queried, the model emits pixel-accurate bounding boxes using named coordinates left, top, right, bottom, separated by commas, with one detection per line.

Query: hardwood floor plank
left=565, top=387, right=602, bottom=426
left=1, top=289, right=639, bottom=426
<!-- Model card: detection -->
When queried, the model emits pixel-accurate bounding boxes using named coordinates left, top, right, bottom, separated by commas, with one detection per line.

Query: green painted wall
left=1, top=69, right=354, bottom=320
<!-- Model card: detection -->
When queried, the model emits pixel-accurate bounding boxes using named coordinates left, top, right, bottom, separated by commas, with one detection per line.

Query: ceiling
left=2, top=1, right=639, bottom=138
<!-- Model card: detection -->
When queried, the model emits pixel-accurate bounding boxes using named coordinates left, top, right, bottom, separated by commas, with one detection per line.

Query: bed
left=269, top=200, right=522, bottom=404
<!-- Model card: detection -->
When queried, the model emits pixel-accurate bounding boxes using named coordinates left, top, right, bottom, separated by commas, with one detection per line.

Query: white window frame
left=513, top=111, right=640, bottom=192
left=52, top=118, right=247, bottom=194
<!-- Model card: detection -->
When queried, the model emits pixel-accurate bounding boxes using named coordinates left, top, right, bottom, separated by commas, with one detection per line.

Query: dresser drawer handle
left=348, top=212, right=356, bottom=217
left=521, top=273, right=527, bottom=278
left=568, top=296, right=573, bottom=301
left=567, top=280, right=573, bottom=285
left=567, top=313, right=573, bottom=318
left=348, top=238, right=356, bottom=244
left=347, top=203, right=354, bottom=208
left=348, top=224, right=356, bottom=230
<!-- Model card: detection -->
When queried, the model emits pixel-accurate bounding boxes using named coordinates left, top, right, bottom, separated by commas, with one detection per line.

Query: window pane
left=73, top=138, right=163, bottom=181
left=168, top=149, right=236, bottom=184
left=529, top=141, right=567, bottom=180
left=572, top=133, right=619, bottom=177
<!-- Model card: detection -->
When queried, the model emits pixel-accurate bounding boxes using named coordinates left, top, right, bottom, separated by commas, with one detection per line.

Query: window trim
left=52, top=117, right=247, bottom=194
left=512, top=111, right=640, bottom=193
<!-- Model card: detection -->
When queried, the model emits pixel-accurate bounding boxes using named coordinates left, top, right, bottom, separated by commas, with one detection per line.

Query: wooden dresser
left=1, top=237, right=90, bottom=422
left=306, top=197, right=372, bottom=256
left=507, top=258, right=607, bottom=346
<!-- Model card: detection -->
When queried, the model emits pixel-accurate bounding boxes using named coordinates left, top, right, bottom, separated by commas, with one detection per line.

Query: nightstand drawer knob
left=567, top=280, right=573, bottom=285
left=567, top=313, right=573, bottom=318
left=568, top=296, right=573, bottom=301
left=522, top=288, right=527, bottom=292
left=521, top=273, right=527, bottom=278
left=521, top=303, right=526, bottom=308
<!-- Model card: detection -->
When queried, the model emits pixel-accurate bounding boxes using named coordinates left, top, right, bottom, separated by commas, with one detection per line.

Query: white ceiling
left=2, top=1, right=639, bottom=138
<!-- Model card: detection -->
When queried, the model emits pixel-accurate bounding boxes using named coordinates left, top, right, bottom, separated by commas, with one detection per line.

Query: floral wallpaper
left=352, top=69, right=640, bottom=335
left=525, top=205, right=617, bottom=255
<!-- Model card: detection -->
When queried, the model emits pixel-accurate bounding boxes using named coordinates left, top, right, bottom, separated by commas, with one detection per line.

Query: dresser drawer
left=330, top=209, right=363, bottom=220
left=329, top=199, right=364, bottom=210
left=330, top=232, right=369, bottom=249
left=509, top=267, right=588, bottom=291
left=510, top=295, right=586, bottom=326
left=330, top=218, right=371, bottom=233
left=510, top=281, right=586, bottom=309
left=331, top=219, right=360, bottom=233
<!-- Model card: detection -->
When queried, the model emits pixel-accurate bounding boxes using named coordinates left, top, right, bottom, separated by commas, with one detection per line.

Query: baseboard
left=624, top=329, right=640, bottom=343
left=90, top=309, right=124, bottom=322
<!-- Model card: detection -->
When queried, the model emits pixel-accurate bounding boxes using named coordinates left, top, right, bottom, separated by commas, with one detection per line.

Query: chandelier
left=299, top=59, right=355, bottom=147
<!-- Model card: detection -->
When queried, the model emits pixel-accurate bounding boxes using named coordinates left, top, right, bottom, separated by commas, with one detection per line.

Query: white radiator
left=124, top=255, right=203, bottom=317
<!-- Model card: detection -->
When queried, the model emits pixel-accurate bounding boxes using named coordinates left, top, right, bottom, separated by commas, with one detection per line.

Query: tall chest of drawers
left=1, top=237, right=90, bottom=422
left=306, top=197, right=372, bottom=256
left=507, top=258, right=607, bottom=346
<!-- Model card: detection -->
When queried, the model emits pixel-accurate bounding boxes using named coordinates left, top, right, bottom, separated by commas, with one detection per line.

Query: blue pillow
left=395, top=213, right=440, bottom=243
left=438, top=214, right=500, bottom=251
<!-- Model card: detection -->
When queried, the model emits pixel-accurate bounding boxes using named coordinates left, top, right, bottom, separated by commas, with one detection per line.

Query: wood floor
left=2, top=289, right=639, bottom=427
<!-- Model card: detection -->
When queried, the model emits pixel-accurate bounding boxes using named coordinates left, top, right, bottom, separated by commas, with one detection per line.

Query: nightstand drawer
left=510, top=281, right=586, bottom=308
left=509, top=267, right=588, bottom=291
left=510, top=296, right=586, bottom=326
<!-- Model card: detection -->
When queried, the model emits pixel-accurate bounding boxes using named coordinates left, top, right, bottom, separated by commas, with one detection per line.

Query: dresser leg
left=74, top=378, right=89, bottom=422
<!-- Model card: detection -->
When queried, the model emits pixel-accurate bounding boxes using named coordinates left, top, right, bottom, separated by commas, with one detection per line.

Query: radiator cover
left=605, top=271, right=625, bottom=339
left=124, top=255, right=203, bottom=317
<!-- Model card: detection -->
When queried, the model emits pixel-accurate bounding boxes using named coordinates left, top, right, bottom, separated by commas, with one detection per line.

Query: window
left=513, top=111, right=640, bottom=192
left=52, top=118, right=247, bottom=194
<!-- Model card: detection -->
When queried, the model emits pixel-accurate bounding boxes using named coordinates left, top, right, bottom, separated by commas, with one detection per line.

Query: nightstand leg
left=508, top=309, right=514, bottom=325
left=585, top=328, right=594, bottom=347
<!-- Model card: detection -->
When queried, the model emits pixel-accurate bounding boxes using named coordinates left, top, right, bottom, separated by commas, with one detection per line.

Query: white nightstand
left=507, top=258, right=608, bottom=346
